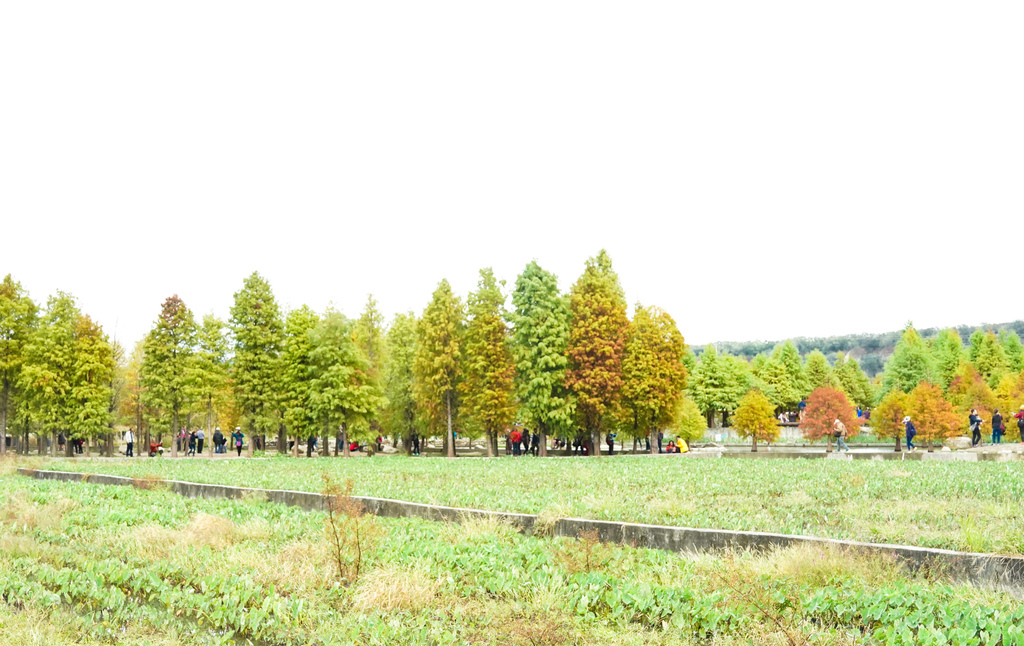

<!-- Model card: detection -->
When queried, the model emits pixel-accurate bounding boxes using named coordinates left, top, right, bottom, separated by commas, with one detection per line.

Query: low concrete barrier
left=19, top=468, right=1024, bottom=596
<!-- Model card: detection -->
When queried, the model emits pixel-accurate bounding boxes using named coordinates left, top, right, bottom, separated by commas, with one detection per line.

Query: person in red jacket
left=1013, top=406, right=1024, bottom=443
left=509, top=428, right=522, bottom=456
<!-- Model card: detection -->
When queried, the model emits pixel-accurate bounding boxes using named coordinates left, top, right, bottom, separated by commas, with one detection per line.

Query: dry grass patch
left=1, top=494, right=74, bottom=532
left=353, top=563, right=439, bottom=612
left=440, top=515, right=519, bottom=544
left=184, top=513, right=237, bottom=549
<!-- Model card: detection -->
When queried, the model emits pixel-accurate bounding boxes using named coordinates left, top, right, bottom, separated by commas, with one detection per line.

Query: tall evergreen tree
left=803, top=350, right=835, bottom=392
left=772, top=340, right=808, bottom=400
left=690, top=345, right=751, bottom=427
left=972, top=330, right=1008, bottom=388
left=141, top=295, right=198, bottom=458
left=193, top=314, right=230, bottom=454
left=0, top=275, right=37, bottom=456
left=309, top=312, right=386, bottom=456
left=353, top=295, right=388, bottom=439
left=280, top=306, right=320, bottom=456
left=511, top=261, right=573, bottom=457
left=460, top=269, right=516, bottom=457
left=1000, top=330, right=1024, bottom=374
left=930, top=328, right=965, bottom=390
left=21, top=292, right=81, bottom=454
left=881, top=324, right=935, bottom=395
left=383, top=313, right=418, bottom=454
left=620, top=304, right=688, bottom=455
left=70, top=315, right=115, bottom=449
left=412, top=280, right=463, bottom=457
left=833, top=353, right=874, bottom=410
left=230, top=272, right=283, bottom=455
left=566, top=250, right=629, bottom=457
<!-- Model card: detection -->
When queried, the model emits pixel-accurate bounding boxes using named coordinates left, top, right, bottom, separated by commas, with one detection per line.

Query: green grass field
left=28, top=454, right=1024, bottom=554
left=3, top=470, right=1024, bottom=645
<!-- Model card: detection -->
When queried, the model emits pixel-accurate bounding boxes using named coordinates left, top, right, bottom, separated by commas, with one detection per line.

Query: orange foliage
left=800, top=387, right=858, bottom=444
left=907, top=382, right=961, bottom=447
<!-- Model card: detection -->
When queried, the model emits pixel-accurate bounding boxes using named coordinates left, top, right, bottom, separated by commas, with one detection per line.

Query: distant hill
left=700, top=321, right=1024, bottom=377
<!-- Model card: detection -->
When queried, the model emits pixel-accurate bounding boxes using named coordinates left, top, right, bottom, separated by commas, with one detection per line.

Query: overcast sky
left=3, top=2, right=1022, bottom=351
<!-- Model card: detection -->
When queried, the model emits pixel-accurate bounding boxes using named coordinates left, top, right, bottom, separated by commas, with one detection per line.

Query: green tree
left=141, top=295, right=198, bottom=458
left=803, top=350, right=835, bottom=392
left=280, top=306, right=320, bottom=456
left=70, top=315, right=115, bottom=449
left=670, top=396, right=707, bottom=444
left=621, top=304, right=688, bottom=455
left=930, top=329, right=965, bottom=391
left=881, top=324, right=935, bottom=395
left=230, top=272, right=284, bottom=455
left=193, top=315, right=230, bottom=455
left=690, top=346, right=751, bottom=427
left=382, top=313, right=418, bottom=454
left=511, top=261, right=573, bottom=457
left=460, top=269, right=516, bottom=457
left=772, top=340, right=807, bottom=401
left=1000, top=330, right=1024, bottom=374
left=354, top=295, right=388, bottom=438
left=566, top=250, right=630, bottom=457
left=413, top=280, right=463, bottom=458
left=0, top=275, right=37, bottom=456
left=310, top=312, right=386, bottom=456
left=21, top=293, right=82, bottom=454
left=972, top=330, right=1008, bottom=388
left=732, top=390, right=779, bottom=452
left=833, top=353, right=874, bottom=410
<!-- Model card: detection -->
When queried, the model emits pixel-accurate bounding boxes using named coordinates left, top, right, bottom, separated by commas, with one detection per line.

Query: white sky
left=3, top=2, right=1022, bottom=350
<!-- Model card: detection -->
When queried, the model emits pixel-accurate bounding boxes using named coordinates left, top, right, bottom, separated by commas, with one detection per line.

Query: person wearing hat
left=903, top=416, right=917, bottom=451
left=231, top=427, right=244, bottom=457
left=212, top=427, right=224, bottom=453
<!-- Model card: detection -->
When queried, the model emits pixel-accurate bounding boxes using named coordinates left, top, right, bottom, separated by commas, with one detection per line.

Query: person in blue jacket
left=903, top=415, right=917, bottom=451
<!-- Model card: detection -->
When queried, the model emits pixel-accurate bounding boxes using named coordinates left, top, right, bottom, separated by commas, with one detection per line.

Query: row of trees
left=1, top=252, right=706, bottom=458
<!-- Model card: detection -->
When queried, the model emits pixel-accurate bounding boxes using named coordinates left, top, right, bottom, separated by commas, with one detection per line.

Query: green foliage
left=930, top=329, right=964, bottom=391
left=412, top=280, right=463, bottom=452
left=833, top=353, right=874, bottom=409
left=459, top=269, right=516, bottom=453
left=803, top=350, right=835, bottom=392
left=566, top=250, right=629, bottom=447
left=141, top=295, right=198, bottom=449
left=230, top=272, right=284, bottom=436
left=382, top=313, right=418, bottom=448
left=20, top=293, right=82, bottom=436
left=881, top=324, right=935, bottom=395
left=309, top=312, right=386, bottom=443
left=0, top=275, right=37, bottom=454
left=690, top=346, right=751, bottom=423
left=732, top=389, right=780, bottom=447
left=69, top=315, right=115, bottom=440
left=620, top=304, right=688, bottom=442
left=971, top=330, right=1008, bottom=388
left=1000, top=330, right=1024, bottom=373
left=511, top=261, right=573, bottom=438
left=670, top=396, right=706, bottom=442
left=191, top=314, right=230, bottom=431
left=280, top=306, right=320, bottom=440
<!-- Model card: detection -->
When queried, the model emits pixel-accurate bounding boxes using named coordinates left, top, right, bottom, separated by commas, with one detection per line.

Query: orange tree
left=947, top=362, right=996, bottom=434
left=908, top=382, right=960, bottom=451
left=732, top=390, right=779, bottom=452
left=800, top=386, right=858, bottom=452
left=873, top=389, right=910, bottom=452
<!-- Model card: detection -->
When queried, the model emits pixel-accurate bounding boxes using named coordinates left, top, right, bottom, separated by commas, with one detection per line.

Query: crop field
left=33, top=455, right=1024, bottom=554
left=3, top=470, right=1024, bottom=646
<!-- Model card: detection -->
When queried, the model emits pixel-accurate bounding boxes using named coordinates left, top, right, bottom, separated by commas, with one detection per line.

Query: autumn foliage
left=732, top=390, right=779, bottom=451
left=800, top=387, right=858, bottom=449
left=872, top=389, right=909, bottom=451
left=907, top=382, right=961, bottom=449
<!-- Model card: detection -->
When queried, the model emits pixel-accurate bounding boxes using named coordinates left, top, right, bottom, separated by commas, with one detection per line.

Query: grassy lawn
left=3, top=472, right=1023, bottom=645
left=22, top=453, right=1024, bottom=554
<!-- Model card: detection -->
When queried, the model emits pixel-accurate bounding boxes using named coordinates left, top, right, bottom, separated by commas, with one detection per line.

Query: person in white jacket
left=124, top=428, right=135, bottom=457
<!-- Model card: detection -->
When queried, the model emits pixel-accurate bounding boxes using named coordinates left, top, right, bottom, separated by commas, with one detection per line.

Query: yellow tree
left=732, top=390, right=779, bottom=452
left=947, top=362, right=996, bottom=430
left=873, top=389, right=910, bottom=452
left=907, top=382, right=960, bottom=452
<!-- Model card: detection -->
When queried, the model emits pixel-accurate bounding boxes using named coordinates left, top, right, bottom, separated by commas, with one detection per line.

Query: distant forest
left=701, top=321, right=1024, bottom=377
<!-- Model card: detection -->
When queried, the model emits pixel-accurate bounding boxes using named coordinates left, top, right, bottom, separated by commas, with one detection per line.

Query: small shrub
left=556, top=528, right=611, bottom=574
left=321, top=474, right=384, bottom=585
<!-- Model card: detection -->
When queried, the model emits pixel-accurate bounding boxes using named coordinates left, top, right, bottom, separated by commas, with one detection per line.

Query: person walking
left=969, top=409, right=983, bottom=447
left=833, top=417, right=850, bottom=452
left=510, top=428, right=522, bottom=456
left=606, top=432, right=616, bottom=455
left=1014, top=406, right=1024, bottom=443
left=903, top=415, right=917, bottom=451
left=187, top=430, right=197, bottom=456
left=196, top=428, right=206, bottom=454
left=213, top=427, right=224, bottom=454
left=530, top=431, right=540, bottom=456
left=124, top=427, right=135, bottom=458
left=992, top=409, right=1003, bottom=444
left=57, top=432, right=66, bottom=454
left=231, top=427, right=244, bottom=457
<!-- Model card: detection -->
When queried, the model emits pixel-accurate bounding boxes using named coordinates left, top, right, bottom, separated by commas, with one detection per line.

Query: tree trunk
left=928, top=439, right=935, bottom=453
left=751, top=433, right=757, bottom=452
left=722, top=410, right=728, bottom=427
left=651, top=428, right=658, bottom=455
left=341, top=423, right=350, bottom=457
left=539, top=422, right=548, bottom=458
left=485, top=430, right=495, bottom=457
left=894, top=436, right=902, bottom=452
left=247, top=419, right=255, bottom=457
left=0, top=379, right=8, bottom=457
left=171, top=407, right=179, bottom=458
left=446, top=390, right=455, bottom=458
left=591, top=423, right=602, bottom=457
left=321, top=421, right=329, bottom=457
left=826, top=435, right=833, bottom=453
left=278, top=423, right=286, bottom=455
left=144, top=429, right=150, bottom=457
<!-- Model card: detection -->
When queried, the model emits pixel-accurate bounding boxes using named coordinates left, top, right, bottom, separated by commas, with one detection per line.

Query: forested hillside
left=706, top=321, right=1024, bottom=376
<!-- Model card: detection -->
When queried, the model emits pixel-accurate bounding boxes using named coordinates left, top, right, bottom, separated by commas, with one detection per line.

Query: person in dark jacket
left=969, top=409, right=983, bottom=447
left=213, top=427, right=225, bottom=454
left=903, top=416, right=917, bottom=451
left=992, top=409, right=1004, bottom=444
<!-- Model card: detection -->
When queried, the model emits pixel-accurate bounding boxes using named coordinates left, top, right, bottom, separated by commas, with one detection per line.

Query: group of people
left=899, top=406, right=1024, bottom=452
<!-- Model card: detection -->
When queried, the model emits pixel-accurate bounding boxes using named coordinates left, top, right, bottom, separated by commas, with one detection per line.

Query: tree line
left=0, top=252, right=701, bottom=458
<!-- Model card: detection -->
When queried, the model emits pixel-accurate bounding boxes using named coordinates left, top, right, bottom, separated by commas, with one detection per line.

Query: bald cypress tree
left=413, top=280, right=463, bottom=458
left=142, top=295, right=198, bottom=458
left=566, top=250, right=629, bottom=457
left=0, top=275, right=37, bottom=456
